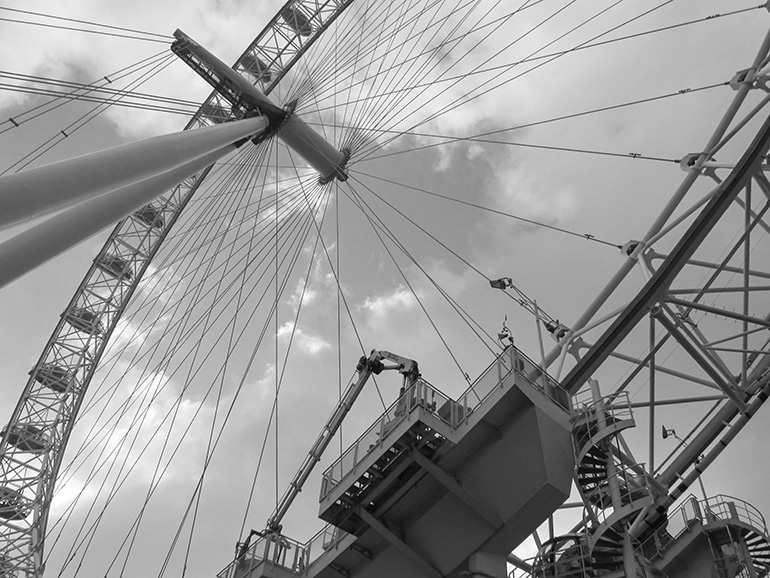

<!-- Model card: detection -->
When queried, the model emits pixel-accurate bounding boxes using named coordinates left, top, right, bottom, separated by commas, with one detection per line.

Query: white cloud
left=286, top=277, right=318, bottom=309
left=277, top=320, right=330, bottom=355
left=489, top=158, right=579, bottom=226
left=467, top=142, right=484, bottom=160
left=360, top=285, right=417, bottom=319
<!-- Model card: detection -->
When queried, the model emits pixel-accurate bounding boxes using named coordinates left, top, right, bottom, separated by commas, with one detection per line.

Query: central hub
left=172, top=29, right=350, bottom=184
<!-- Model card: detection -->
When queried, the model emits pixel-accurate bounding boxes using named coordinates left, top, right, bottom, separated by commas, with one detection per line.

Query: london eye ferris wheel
left=1, top=1, right=770, bottom=577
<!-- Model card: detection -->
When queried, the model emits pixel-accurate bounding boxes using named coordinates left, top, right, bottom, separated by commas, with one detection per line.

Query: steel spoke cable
left=66, top=149, right=274, bottom=424
left=180, top=153, right=290, bottom=574
left=296, top=0, right=542, bottom=113
left=331, top=0, right=378, bottom=148
left=305, top=0, right=447, bottom=79
left=357, top=0, right=681, bottom=160
left=343, top=170, right=523, bottom=344
left=346, top=0, right=518, bottom=153
left=331, top=0, right=403, bottom=147
left=0, top=83, right=199, bottom=116
left=74, top=177, right=319, bottom=398
left=280, top=0, right=404, bottom=108
left=155, top=179, right=329, bottom=577
left=323, top=0, right=544, bottom=149
left=345, top=173, right=501, bottom=353
left=299, top=0, right=490, bottom=101
left=304, top=5, right=758, bottom=123
left=147, top=172, right=318, bottom=277
left=344, top=0, right=493, bottom=153
left=58, top=146, right=266, bottom=453
left=278, top=145, right=391, bottom=412
left=0, top=7, right=172, bottom=39
left=1, top=53, right=178, bottom=174
left=54, top=168, right=324, bottom=572
left=0, top=50, right=172, bottom=133
left=235, top=207, right=336, bottom=540
left=336, top=0, right=453, bottom=149
left=356, top=0, right=657, bottom=149
left=235, top=139, right=298, bottom=541
left=346, top=82, right=729, bottom=164
left=0, top=70, right=201, bottom=107
left=52, top=146, right=265, bottom=572
left=0, top=15, right=171, bottom=43
left=345, top=169, right=506, bottom=341
left=313, top=0, right=452, bottom=150
left=284, top=0, right=415, bottom=102
left=342, top=180, right=477, bottom=384
left=331, top=0, right=504, bottom=152
left=94, top=192, right=324, bottom=572
left=352, top=0, right=637, bottom=159
left=49, top=147, right=268, bottom=532
left=50, top=148, right=262, bottom=516
left=349, top=167, right=622, bottom=248
left=123, top=162, right=312, bottom=301
left=337, top=81, right=726, bottom=163
left=258, top=180, right=332, bottom=526
left=354, top=0, right=623, bottom=160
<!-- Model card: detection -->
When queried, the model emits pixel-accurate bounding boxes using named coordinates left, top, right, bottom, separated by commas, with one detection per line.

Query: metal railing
left=583, top=463, right=654, bottom=518
left=319, top=377, right=453, bottom=498
left=641, top=494, right=769, bottom=561
left=517, top=534, right=591, bottom=578
left=217, top=532, right=309, bottom=578
left=217, top=524, right=351, bottom=578
left=219, top=348, right=571, bottom=578
left=303, top=524, right=348, bottom=568
left=702, top=494, right=768, bottom=534
left=571, top=391, right=634, bottom=459
left=320, top=346, right=569, bottom=500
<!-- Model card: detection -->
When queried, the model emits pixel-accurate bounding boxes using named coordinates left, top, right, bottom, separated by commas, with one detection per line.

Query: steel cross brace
left=411, top=450, right=503, bottom=529
left=355, top=506, right=443, bottom=578
left=561, top=111, right=770, bottom=395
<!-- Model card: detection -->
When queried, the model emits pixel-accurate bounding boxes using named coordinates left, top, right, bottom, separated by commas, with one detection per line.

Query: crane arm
left=264, top=349, right=417, bottom=533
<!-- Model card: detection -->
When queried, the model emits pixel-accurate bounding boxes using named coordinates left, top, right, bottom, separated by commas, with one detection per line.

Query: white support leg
left=0, top=142, right=241, bottom=289
left=0, top=116, right=268, bottom=231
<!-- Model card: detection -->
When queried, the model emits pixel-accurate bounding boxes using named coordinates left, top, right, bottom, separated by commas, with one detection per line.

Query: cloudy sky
left=1, top=1, right=769, bottom=576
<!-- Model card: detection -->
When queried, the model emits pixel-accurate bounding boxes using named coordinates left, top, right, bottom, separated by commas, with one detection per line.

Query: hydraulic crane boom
left=263, top=349, right=419, bottom=534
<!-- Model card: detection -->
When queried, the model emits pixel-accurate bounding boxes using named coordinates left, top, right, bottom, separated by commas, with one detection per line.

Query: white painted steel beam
left=173, top=30, right=349, bottom=183
left=0, top=116, right=267, bottom=231
left=0, top=142, right=245, bottom=289
left=355, top=507, right=443, bottom=578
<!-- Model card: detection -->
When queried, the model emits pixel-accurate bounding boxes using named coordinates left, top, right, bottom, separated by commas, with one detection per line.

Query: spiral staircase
left=532, top=391, right=661, bottom=577
left=640, top=494, right=770, bottom=578
left=529, top=388, right=770, bottom=578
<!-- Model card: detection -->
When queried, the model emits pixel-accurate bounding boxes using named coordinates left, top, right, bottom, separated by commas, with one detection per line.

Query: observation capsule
left=32, top=363, right=74, bottom=393
left=1, top=423, right=48, bottom=453
left=134, top=204, right=164, bottom=230
left=0, top=487, right=30, bottom=521
left=281, top=7, right=312, bottom=36
left=65, top=307, right=104, bottom=336
left=241, top=53, right=272, bottom=83
left=96, top=254, right=132, bottom=281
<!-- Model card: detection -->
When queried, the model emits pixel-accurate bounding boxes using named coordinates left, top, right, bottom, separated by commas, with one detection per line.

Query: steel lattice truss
left=527, top=36, right=770, bottom=568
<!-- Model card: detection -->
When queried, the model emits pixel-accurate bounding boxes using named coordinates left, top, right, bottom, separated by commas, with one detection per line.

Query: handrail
left=571, top=391, right=634, bottom=458
left=641, top=493, right=769, bottom=561
left=320, top=346, right=569, bottom=500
